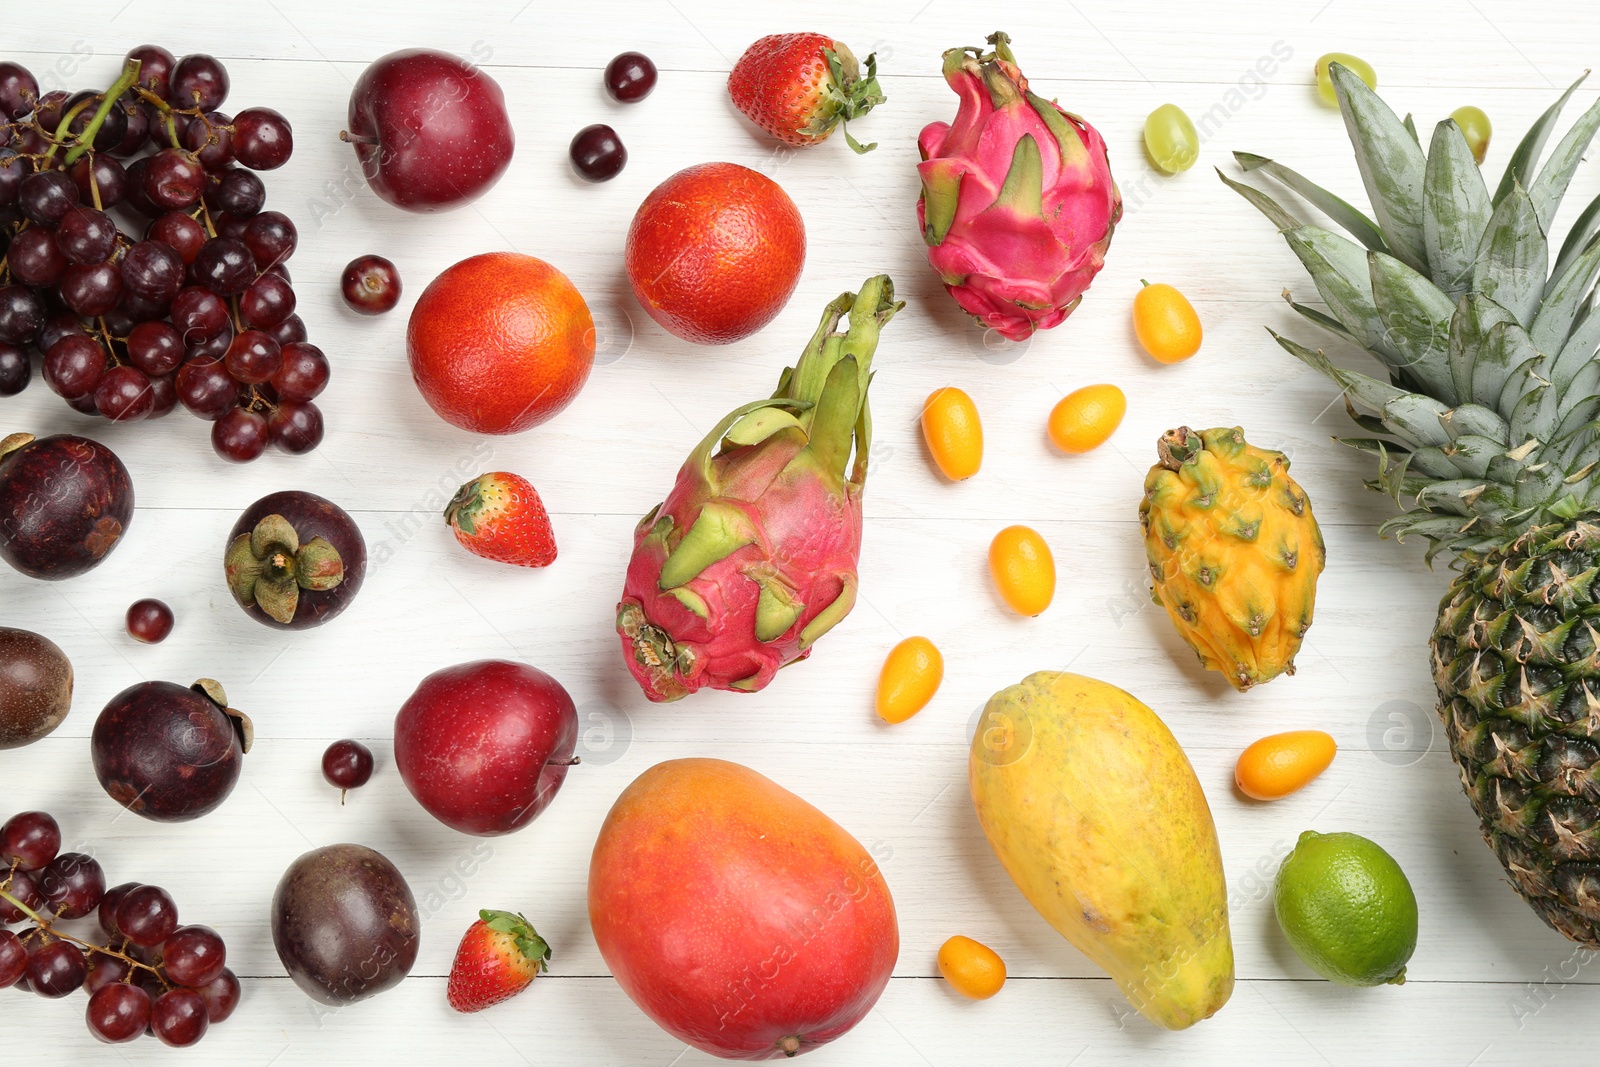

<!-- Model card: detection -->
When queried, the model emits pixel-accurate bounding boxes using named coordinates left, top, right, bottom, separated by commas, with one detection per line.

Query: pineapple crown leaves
left=1227, top=62, right=1600, bottom=562
left=478, top=910, right=551, bottom=973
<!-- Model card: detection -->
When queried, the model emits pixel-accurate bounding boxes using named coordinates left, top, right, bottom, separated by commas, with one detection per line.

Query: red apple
left=393, top=660, right=577, bottom=835
left=589, top=759, right=899, bottom=1059
left=342, top=49, right=514, bottom=213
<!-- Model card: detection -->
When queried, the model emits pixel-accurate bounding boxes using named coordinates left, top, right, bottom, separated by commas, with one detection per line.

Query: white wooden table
left=6, top=1, right=1597, bottom=1062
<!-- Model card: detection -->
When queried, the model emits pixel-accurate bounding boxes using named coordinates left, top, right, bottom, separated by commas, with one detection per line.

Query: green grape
left=1143, top=103, right=1199, bottom=174
left=1314, top=53, right=1377, bottom=107
left=1450, top=105, right=1492, bottom=164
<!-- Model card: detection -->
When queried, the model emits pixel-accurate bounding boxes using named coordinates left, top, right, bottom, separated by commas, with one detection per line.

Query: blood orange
left=624, top=162, right=805, bottom=345
left=406, top=253, right=594, bottom=434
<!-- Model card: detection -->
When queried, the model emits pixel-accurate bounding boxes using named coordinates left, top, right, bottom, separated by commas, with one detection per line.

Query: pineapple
left=1141, top=426, right=1326, bottom=690
left=1228, top=64, right=1600, bottom=944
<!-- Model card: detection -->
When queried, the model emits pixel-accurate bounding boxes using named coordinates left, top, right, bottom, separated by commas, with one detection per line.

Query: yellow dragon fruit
left=917, top=32, right=1121, bottom=342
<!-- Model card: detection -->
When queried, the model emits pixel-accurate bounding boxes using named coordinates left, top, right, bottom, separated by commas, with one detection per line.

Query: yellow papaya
left=968, top=670, right=1233, bottom=1029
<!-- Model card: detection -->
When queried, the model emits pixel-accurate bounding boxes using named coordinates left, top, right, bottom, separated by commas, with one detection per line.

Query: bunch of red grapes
left=0, top=46, right=329, bottom=463
left=0, top=811, right=239, bottom=1046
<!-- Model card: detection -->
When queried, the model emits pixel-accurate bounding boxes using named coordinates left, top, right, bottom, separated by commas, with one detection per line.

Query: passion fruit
left=0, top=628, right=73, bottom=749
left=271, top=843, right=419, bottom=1005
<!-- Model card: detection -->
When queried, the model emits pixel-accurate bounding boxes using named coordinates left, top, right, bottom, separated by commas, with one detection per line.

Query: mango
left=968, top=671, right=1233, bottom=1029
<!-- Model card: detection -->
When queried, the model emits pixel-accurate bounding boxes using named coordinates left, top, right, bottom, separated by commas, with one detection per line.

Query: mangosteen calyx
left=190, top=677, right=254, bottom=753
left=225, top=513, right=346, bottom=625
left=0, top=433, right=33, bottom=461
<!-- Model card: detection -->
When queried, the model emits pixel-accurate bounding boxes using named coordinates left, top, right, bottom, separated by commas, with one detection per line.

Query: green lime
left=1273, top=830, right=1417, bottom=986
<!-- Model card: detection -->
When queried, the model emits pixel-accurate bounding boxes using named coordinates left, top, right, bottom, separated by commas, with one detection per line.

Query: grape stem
left=59, top=57, right=144, bottom=166
left=0, top=879, right=168, bottom=986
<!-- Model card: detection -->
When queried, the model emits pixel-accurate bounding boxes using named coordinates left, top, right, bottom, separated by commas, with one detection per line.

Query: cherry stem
left=547, top=756, right=582, bottom=766
left=61, top=58, right=143, bottom=166
left=338, top=130, right=376, bottom=146
left=0, top=883, right=166, bottom=982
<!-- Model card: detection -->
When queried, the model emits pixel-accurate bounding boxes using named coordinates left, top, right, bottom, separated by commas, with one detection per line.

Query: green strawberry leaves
left=480, top=910, right=551, bottom=973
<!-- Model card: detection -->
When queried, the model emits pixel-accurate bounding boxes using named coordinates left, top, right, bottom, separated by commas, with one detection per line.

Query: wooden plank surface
left=4, top=0, right=1597, bottom=1062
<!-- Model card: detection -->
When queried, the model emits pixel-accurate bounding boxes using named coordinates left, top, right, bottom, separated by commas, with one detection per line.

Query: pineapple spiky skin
left=1230, top=60, right=1600, bottom=942
left=1140, top=427, right=1327, bottom=691
left=1432, top=520, right=1600, bottom=946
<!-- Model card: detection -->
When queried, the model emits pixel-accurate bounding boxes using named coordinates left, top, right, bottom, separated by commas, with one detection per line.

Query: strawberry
left=728, top=33, right=884, bottom=153
left=444, top=472, right=556, bottom=568
left=447, top=909, right=551, bottom=1013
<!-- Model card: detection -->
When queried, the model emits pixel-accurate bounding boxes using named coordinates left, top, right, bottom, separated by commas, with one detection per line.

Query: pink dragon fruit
left=917, top=32, right=1121, bottom=342
left=617, top=276, right=902, bottom=702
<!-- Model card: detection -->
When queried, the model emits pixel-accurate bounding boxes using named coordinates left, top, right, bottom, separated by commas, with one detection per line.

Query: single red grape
left=196, top=967, right=240, bottom=1022
left=266, top=313, right=307, bottom=347
left=127, top=319, right=185, bottom=376
left=143, top=148, right=206, bottom=210
left=321, top=739, right=374, bottom=797
left=147, top=211, right=206, bottom=263
left=121, top=156, right=160, bottom=216
left=42, top=334, right=107, bottom=400
left=116, top=885, right=179, bottom=948
left=38, top=851, right=105, bottom=919
left=209, top=166, right=265, bottom=218
left=147, top=370, right=179, bottom=419
left=56, top=206, right=117, bottom=263
left=0, top=341, right=28, bottom=396
left=107, top=99, right=152, bottom=157
left=122, top=239, right=185, bottom=302
left=0, top=283, right=43, bottom=343
left=271, top=341, right=329, bottom=401
left=212, top=408, right=269, bottom=462
left=340, top=254, right=401, bottom=314
left=570, top=123, right=627, bottom=182
left=7, top=227, right=67, bottom=286
left=94, top=365, right=156, bottom=422
left=194, top=236, right=255, bottom=295
left=176, top=357, right=236, bottom=420
left=240, top=272, right=296, bottom=328
left=161, top=924, right=226, bottom=987
left=0, top=869, right=42, bottom=923
left=151, top=986, right=209, bottom=1046
left=170, top=286, right=230, bottom=342
left=126, top=598, right=175, bottom=643
left=225, top=329, right=281, bottom=384
left=232, top=106, right=293, bottom=170
left=26, top=940, right=87, bottom=998
left=98, top=881, right=141, bottom=938
left=605, top=51, right=657, bottom=102
left=181, top=110, right=234, bottom=170
left=0, top=811, right=60, bottom=871
left=127, top=44, right=176, bottom=99
left=59, top=261, right=123, bottom=317
left=87, top=982, right=152, bottom=1043
left=0, top=61, right=37, bottom=119
left=0, top=930, right=25, bottom=988
left=242, top=210, right=296, bottom=268
left=268, top=400, right=324, bottom=454
left=171, top=54, right=228, bottom=110
left=18, top=169, right=79, bottom=224
left=84, top=951, right=133, bottom=994
left=187, top=321, right=235, bottom=361
left=68, top=153, right=129, bottom=206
